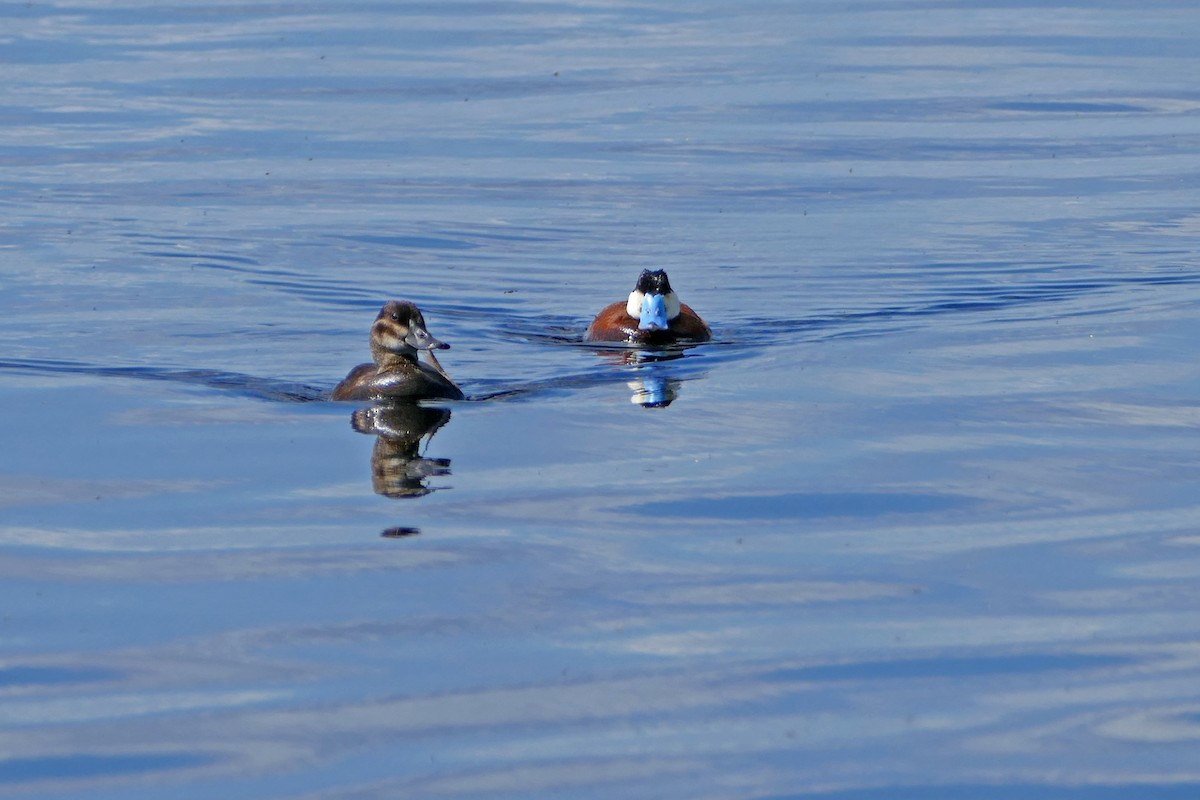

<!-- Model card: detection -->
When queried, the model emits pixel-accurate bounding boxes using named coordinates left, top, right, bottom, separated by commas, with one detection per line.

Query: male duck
left=331, top=300, right=464, bottom=401
left=584, top=269, right=711, bottom=344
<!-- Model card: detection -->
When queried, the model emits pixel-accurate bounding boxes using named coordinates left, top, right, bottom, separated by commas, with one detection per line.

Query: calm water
left=4, top=1, right=1200, bottom=797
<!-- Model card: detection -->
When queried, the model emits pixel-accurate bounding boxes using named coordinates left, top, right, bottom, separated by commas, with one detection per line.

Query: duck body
left=332, top=359, right=462, bottom=402
left=331, top=300, right=464, bottom=402
left=584, top=269, right=710, bottom=345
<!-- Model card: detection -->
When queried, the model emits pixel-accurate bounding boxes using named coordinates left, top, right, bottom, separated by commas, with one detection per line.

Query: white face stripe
left=663, top=292, right=681, bottom=321
left=626, top=290, right=644, bottom=318
left=627, top=290, right=681, bottom=320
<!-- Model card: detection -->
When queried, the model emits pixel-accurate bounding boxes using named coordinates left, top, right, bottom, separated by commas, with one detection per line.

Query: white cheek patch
left=664, top=292, right=681, bottom=321
left=626, top=290, right=645, bottom=318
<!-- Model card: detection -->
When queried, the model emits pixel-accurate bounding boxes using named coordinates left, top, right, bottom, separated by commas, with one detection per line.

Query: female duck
left=331, top=300, right=464, bottom=401
left=584, top=269, right=711, bottom=344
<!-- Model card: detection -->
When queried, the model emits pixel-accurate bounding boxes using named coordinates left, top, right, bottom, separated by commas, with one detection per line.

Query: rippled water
left=5, top=1, right=1200, bottom=798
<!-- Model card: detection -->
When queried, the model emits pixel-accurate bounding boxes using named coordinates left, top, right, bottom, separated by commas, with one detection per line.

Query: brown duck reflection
left=350, top=403, right=452, bottom=498
left=594, top=347, right=685, bottom=408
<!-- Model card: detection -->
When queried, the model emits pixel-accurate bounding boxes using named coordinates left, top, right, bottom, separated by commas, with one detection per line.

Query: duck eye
left=390, top=313, right=400, bottom=321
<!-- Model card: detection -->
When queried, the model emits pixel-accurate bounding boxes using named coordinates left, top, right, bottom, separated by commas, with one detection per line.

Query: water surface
left=4, top=1, right=1200, bottom=798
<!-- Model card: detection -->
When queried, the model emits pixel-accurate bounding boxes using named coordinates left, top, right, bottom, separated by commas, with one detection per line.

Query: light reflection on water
left=4, top=0, right=1200, bottom=797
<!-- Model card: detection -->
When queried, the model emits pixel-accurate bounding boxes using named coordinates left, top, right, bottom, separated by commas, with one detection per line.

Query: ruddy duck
left=331, top=300, right=464, bottom=401
left=584, top=269, right=711, bottom=344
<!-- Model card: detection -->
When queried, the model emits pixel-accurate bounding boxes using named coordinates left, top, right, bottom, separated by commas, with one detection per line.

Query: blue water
left=4, top=1, right=1200, bottom=797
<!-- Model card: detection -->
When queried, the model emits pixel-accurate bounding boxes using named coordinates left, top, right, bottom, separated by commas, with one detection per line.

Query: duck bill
left=404, top=324, right=450, bottom=351
left=637, top=293, right=670, bottom=331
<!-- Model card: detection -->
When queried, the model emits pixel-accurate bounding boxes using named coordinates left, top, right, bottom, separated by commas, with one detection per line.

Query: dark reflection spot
left=627, top=492, right=965, bottom=520
left=766, top=652, right=1132, bottom=683
left=381, top=526, right=421, bottom=539
left=0, top=665, right=120, bottom=688
left=0, top=753, right=212, bottom=784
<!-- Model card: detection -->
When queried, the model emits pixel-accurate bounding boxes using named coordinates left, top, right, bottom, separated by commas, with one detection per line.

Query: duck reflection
left=594, top=347, right=688, bottom=408
left=627, top=375, right=680, bottom=408
left=350, top=403, right=452, bottom=499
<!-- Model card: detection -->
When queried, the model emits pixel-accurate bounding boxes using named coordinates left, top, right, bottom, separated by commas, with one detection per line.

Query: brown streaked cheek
left=373, top=321, right=403, bottom=347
